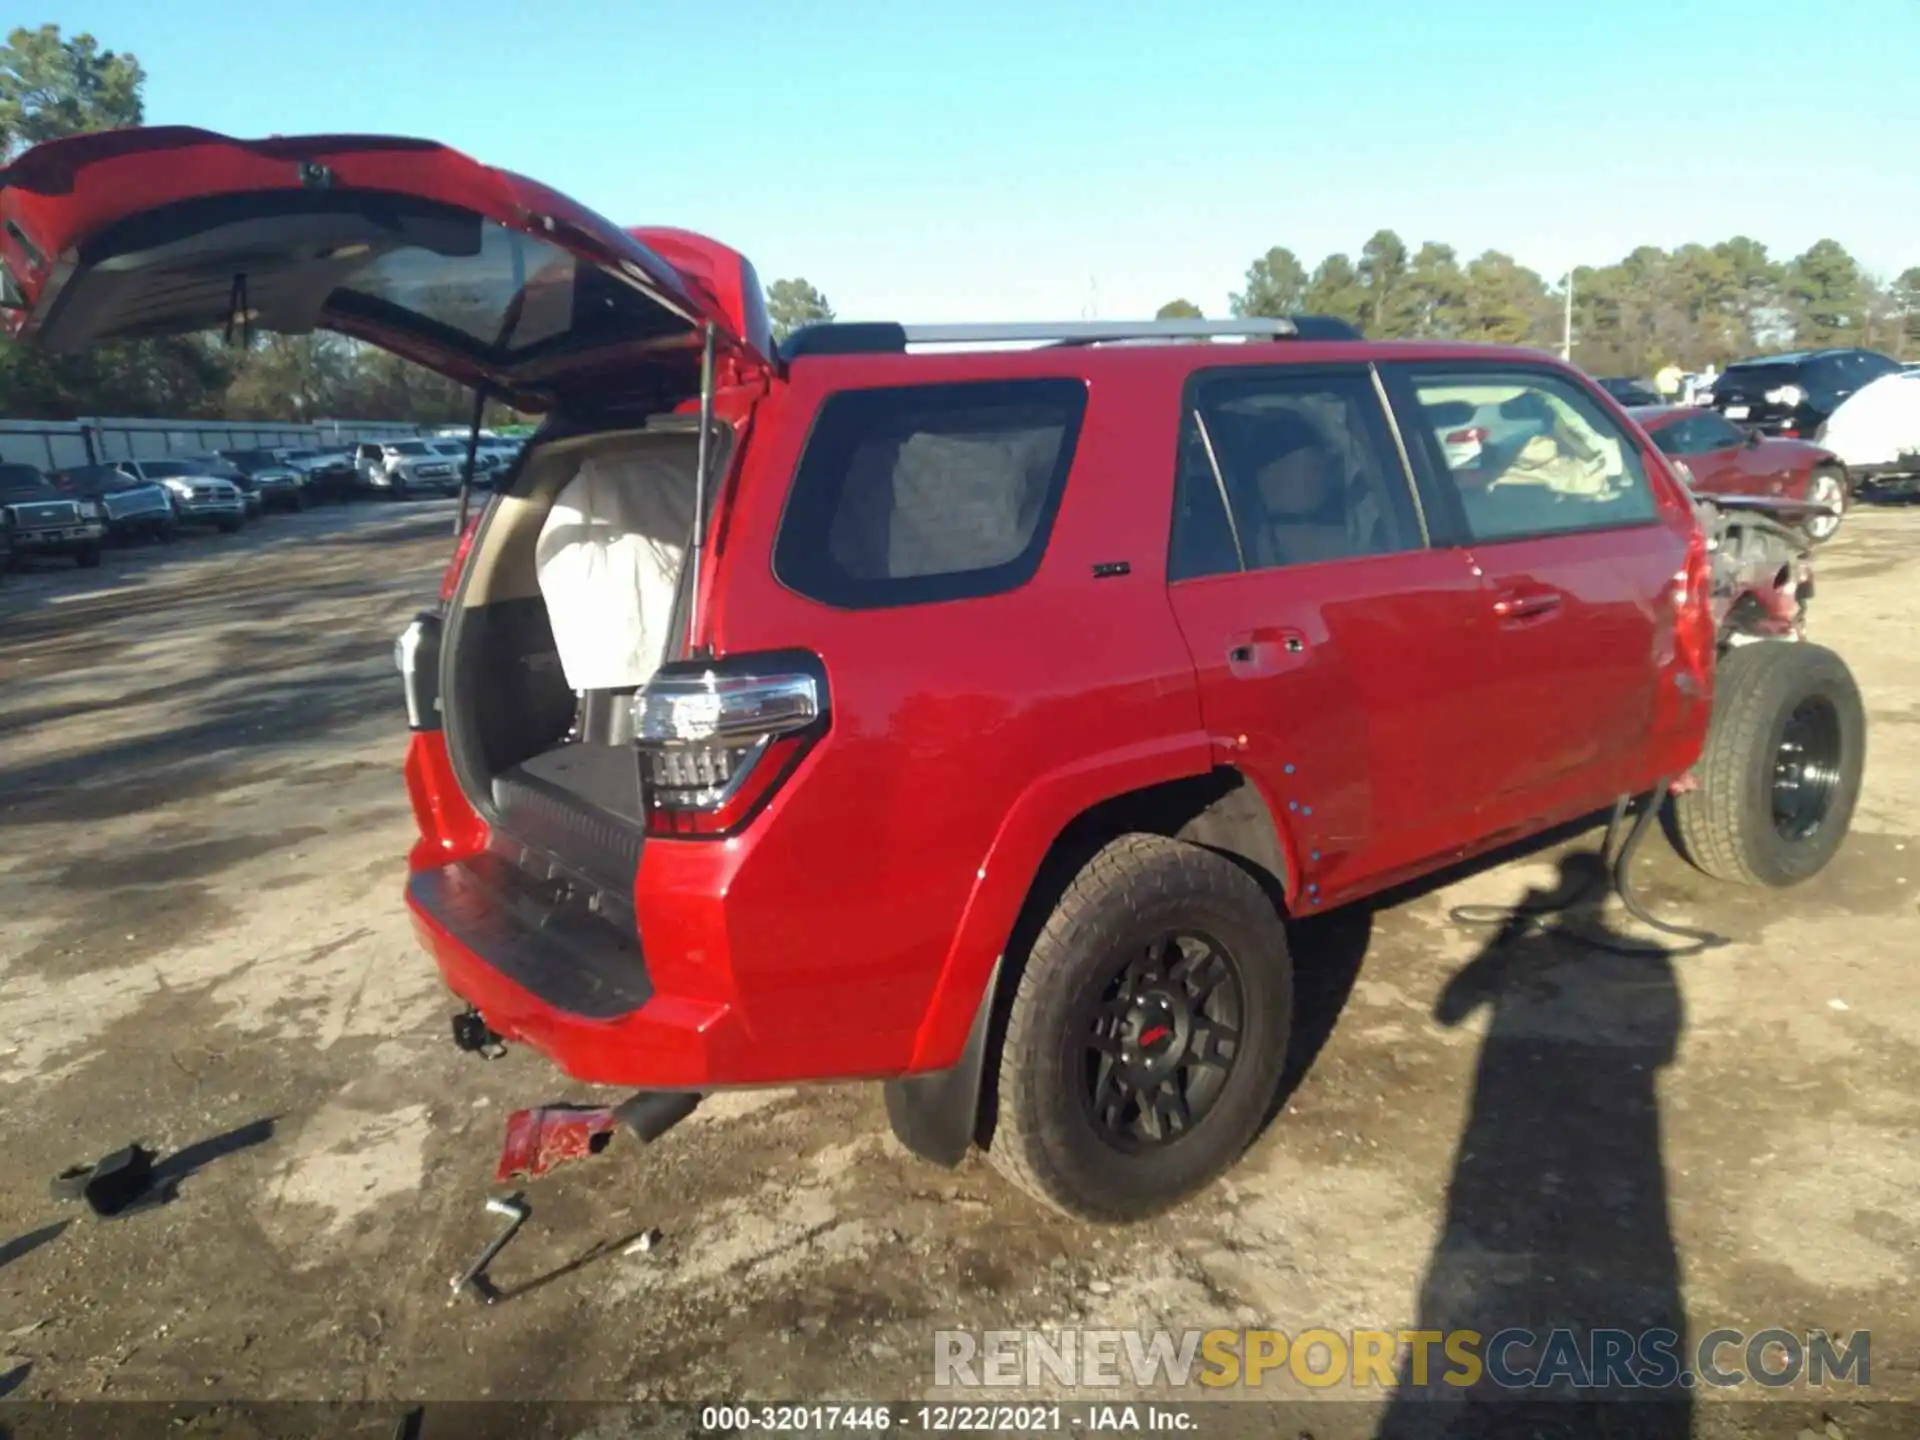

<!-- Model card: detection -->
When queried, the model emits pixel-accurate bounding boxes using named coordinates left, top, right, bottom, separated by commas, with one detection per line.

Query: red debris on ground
left=495, top=1105, right=621, bottom=1182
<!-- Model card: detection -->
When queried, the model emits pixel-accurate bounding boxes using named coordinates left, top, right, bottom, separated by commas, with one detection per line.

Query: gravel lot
left=2, top=499, right=1917, bottom=1435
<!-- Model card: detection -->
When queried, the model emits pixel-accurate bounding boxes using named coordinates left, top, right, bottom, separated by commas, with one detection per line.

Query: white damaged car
left=1816, top=369, right=1920, bottom=498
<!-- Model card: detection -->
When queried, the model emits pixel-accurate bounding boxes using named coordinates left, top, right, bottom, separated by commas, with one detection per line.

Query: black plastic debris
left=49, top=1143, right=156, bottom=1216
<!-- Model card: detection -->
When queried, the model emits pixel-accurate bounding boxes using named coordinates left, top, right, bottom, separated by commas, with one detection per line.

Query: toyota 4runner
left=1, top=129, right=1867, bottom=1221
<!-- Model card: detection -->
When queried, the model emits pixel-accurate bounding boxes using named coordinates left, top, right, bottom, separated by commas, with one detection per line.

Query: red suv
left=2, top=130, right=1867, bottom=1221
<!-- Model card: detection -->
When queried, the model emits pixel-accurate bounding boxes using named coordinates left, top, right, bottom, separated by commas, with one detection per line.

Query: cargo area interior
left=446, top=422, right=721, bottom=892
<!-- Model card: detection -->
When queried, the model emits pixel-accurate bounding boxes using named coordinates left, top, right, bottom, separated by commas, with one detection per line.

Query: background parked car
left=1631, top=404, right=1849, bottom=541
left=353, top=439, right=461, bottom=498
left=0, top=461, right=107, bottom=567
left=214, top=450, right=313, bottom=511
left=52, top=463, right=178, bottom=543
left=427, top=439, right=496, bottom=487
left=1597, top=376, right=1662, bottom=407
left=301, top=447, right=360, bottom=499
left=1707, top=348, right=1902, bottom=439
left=262, top=446, right=353, bottom=502
left=1812, top=367, right=1920, bottom=498
left=1417, top=388, right=1559, bottom=472
left=114, top=458, right=249, bottom=529
left=182, top=455, right=264, bottom=516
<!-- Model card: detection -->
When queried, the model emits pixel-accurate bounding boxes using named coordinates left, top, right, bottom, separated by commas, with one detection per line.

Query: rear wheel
left=985, top=834, right=1291, bottom=1222
left=1672, top=642, right=1865, bottom=887
left=1803, top=466, right=1847, bottom=542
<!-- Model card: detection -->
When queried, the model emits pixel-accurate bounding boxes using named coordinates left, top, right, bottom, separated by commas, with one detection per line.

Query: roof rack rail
left=779, top=315, right=1362, bottom=361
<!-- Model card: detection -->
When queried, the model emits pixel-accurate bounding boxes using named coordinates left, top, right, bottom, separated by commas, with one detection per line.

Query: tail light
left=439, top=512, right=481, bottom=601
left=1672, top=519, right=1715, bottom=689
left=632, top=652, right=829, bottom=837
left=1445, top=426, right=1489, bottom=446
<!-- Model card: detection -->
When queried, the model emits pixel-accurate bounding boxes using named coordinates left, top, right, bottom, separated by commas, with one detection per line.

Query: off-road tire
left=986, top=833, right=1292, bottom=1222
left=74, top=545, right=102, bottom=569
left=1672, top=641, right=1864, bottom=887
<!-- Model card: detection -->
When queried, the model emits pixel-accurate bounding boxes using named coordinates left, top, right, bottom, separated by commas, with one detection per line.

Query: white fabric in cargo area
left=534, top=445, right=694, bottom=692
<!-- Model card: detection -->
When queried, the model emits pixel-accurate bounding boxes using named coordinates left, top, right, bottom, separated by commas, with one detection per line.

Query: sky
left=41, top=0, right=1920, bottom=324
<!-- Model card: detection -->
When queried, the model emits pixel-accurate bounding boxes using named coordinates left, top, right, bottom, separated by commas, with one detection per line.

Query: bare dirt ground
left=2, top=498, right=1918, bottom=1437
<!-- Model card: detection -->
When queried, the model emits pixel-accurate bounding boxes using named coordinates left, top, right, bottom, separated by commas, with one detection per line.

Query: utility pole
left=1562, top=268, right=1574, bottom=362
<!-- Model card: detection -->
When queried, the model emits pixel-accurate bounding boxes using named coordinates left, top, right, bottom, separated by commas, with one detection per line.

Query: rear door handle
left=1491, top=586, right=1563, bottom=622
left=1227, top=627, right=1307, bottom=672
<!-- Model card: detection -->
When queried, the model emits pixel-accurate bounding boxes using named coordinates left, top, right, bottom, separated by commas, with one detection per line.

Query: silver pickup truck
left=354, top=439, right=461, bottom=499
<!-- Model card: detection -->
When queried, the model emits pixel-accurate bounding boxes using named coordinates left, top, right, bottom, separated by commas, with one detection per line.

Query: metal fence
left=0, top=416, right=429, bottom=471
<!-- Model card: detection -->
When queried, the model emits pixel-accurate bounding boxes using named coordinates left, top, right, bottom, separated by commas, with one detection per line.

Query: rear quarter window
left=774, top=378, right=1088, bottom=609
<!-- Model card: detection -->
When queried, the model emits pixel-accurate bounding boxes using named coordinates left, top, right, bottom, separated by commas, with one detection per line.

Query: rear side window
left=1170, top=368, right=1424, bottom=580
left=775, top=379, right=1087, bottom=609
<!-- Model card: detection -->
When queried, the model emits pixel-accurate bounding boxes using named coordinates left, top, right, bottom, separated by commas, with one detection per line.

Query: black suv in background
left=1708, top=348, right=1901, bottom=439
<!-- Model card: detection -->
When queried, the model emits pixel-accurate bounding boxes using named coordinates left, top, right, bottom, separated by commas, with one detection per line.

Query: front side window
left=1170, top=369, right=1422, bottom=579
left=774, top=379, right=1087, bottom=609
left=1402, top=370, right=1659, bottom=541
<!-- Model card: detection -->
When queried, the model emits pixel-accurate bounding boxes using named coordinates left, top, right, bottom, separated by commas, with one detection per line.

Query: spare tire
left=1672, top=641, right=1865, bottom=887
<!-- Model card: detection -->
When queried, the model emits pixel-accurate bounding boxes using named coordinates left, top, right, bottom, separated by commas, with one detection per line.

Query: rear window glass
left=774, top=379, right=1087, bottom=609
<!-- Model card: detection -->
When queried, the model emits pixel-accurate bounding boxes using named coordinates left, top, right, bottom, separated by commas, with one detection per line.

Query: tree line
left=1158, top=230, right=1920, bottom=377
left=4, top=23, right=1915, bottom=425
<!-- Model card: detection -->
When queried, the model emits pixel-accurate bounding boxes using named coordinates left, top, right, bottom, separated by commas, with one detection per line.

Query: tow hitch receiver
left=450, top=1007, right=505, bottom=1059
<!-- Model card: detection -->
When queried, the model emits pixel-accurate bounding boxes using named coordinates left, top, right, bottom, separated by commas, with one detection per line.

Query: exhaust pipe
left=614, top=1090, right=702, bottom=1143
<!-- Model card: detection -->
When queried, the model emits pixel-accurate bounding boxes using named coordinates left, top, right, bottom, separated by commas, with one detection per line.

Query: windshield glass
left=56, top=465, right=132, bottom=496
left=0, top=464, right=56, bottom=499
left=1715, top=363, right=1798, bottom=392
left=138, top=460, right=192, bottom=478
left=390, top=441, right=431, bottom=455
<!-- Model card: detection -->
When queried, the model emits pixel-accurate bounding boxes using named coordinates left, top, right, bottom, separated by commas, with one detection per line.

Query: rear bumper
left=399, top=732, right=930, bottom=1090
left=407, top=852, right=741, bottom=1087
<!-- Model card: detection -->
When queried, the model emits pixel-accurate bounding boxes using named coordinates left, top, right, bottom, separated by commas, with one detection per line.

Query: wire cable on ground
left=1448, top=785, right=1728, bottom=957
